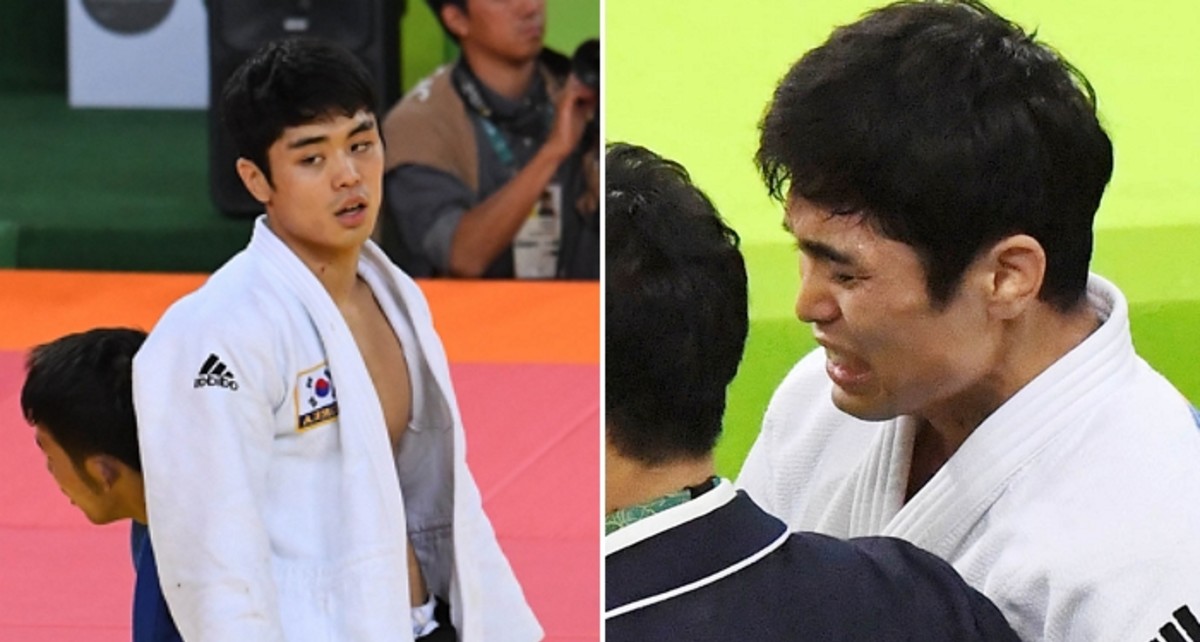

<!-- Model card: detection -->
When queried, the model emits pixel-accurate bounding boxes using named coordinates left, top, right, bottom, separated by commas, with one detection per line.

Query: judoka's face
left=33, top=427, right=122, bottom=525
left=240, top=110, right=383, bottom=263
left=786, top=196, right=1003, bottom=423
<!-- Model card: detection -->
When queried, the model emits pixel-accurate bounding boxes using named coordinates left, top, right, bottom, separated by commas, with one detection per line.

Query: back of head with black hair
left=21, top=328, right=147, bottom=473
left=757, top=0, right=1113, bottom=311
left=606, top=143, right=749, bottom=465
left=425, top=0, right=467, bottom=40
left=221, top=36, right=380, bottom=184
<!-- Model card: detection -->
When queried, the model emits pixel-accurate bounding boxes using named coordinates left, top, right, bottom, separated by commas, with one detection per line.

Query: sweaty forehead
left=785, top=198, right=927, bottom=267
left=784, top=196, right=868, bottom=237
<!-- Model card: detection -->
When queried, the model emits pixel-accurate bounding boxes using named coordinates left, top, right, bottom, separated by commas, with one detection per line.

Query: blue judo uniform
left=130, top=523, right=181, bottom=642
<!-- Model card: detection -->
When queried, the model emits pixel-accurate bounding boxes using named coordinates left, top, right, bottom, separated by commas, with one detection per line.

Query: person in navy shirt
left=19, top=328, right=180, bottom=641
left=604, top=143, right=1020, bottom=641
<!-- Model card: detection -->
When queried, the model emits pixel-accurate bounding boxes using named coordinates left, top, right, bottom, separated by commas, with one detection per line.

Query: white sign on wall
left=68, top=0, right=209, bottom=109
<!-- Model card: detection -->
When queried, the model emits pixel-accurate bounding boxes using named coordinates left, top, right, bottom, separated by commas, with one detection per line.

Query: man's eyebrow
left=286, top=117, right=376, bottom=150
left=349, top=117, right=375, bottom=137
left=287, top=134, right=327, bottom=150
left=798, top=239, right=858, bottom=266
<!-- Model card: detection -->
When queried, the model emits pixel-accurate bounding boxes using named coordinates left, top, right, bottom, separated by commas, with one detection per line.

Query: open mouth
left=822, top=346, right=872, bottom=389
left=336, top=201, right=367, bottom=218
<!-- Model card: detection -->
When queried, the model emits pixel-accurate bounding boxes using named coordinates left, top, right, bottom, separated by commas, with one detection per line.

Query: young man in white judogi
left=738, top=2, right=1200, bottom=641
left=133, top=37, right=540, bottom=642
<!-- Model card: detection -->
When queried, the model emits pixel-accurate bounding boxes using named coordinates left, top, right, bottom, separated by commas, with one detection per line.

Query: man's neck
left=461, top=49, right=539, bottom=101
left=126, top=475, right=148, bottom=525
left=264, top=219, right=363, bottom=305
left=905, top=301, right=1102, bottom=499
left=605, top=448, right=716, bottom=515
left=305, top=253, right=363, bottom=305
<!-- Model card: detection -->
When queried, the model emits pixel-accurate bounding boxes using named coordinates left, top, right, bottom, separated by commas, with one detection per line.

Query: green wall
left=0, top=1, right=598, bottom=98
left=0, top=1, right=66, bottom=92
left=606, top=0, right=1200, bottom=476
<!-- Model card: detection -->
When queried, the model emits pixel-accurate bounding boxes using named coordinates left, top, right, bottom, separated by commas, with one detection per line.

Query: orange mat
left=0, top=269, right=599, bottom=641
left=0, top=270, right=599, bottom=364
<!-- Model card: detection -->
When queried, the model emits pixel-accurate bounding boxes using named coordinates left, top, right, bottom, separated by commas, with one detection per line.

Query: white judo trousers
left=738, top=275, right=1200, bottom=642
left=134, top=217, right=541, bottom=641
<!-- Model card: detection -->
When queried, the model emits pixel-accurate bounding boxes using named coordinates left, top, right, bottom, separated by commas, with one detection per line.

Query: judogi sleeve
left=456, top=462, right=543, bottom=641
left=133, top=312, right=286, bottom=642
left=736, top=349, right=843, bottom=524
left=1030, top=536, right=1200, bottom=641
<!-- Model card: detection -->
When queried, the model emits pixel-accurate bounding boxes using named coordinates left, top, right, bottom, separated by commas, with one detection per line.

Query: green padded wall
left=606, top=0, right=1200, bottom=476
left=0, top=1, right=66, bottom=93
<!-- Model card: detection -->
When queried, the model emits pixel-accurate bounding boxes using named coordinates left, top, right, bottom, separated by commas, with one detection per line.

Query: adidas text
left=195, top=373, right=239, bottom=390
left=195, top=354, right=239, bottom=391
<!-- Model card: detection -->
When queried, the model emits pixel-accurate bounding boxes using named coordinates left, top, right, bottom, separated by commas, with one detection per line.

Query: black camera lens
left=572, top=39, right=600, bottom=92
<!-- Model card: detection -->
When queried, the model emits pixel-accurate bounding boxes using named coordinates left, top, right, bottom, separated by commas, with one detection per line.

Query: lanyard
left=452, top=61, right=554, bottom=173
left=478, top=118, right=517, bottom=170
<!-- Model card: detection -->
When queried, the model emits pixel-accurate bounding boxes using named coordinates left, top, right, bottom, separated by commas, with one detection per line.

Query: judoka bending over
left=603, top=143, right=1019, bottom=641
left=737, top=2, right=1200, bottom=640
left=133, top=37, right=540, bottom=642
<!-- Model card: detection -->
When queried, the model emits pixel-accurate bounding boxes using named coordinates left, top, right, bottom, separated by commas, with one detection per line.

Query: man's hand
left=446, top=76, right=597, bottom=277
left=545, top=76, right=598, bottom=161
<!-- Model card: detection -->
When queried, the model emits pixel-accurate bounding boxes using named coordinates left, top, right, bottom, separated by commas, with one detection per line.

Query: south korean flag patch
left=296, top=363, right=338, bottom=432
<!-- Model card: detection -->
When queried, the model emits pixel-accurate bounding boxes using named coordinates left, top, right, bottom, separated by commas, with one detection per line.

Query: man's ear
left=83, top=454, right=123, bottom=490
left=441, top=4, right=469, bottom=40
left=235, top=158, right=272, bottom=205
left=982, top=234, right=1046, bottom=320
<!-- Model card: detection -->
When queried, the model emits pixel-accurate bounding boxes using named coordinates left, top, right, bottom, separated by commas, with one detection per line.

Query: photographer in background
left=381, top=0, right=598, bottom=279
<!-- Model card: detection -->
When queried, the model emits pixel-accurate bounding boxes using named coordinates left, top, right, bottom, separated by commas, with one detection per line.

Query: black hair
left=606, top=143, right=749, bottom=465
left=221, top=36, right=379, bottom=184
left=425, top=0, right=467, bottom=41
left=21, top=328, right=146, bottom=473
left=757, top=0, right=1113, bottom=310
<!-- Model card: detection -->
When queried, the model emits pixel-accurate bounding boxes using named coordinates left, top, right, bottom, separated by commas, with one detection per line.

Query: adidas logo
left=1152, top=605, right=1200, bottom=642
left=193, top=354, right=239, bottom=391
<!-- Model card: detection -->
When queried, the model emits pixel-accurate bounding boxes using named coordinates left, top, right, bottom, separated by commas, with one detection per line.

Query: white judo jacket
left=134, top=218, right=541, bottom=641
left=738, top=275, right=1200, bottom=642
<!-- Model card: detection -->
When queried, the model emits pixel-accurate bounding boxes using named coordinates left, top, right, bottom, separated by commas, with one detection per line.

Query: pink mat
left=0, top=351, right=598, bottom=640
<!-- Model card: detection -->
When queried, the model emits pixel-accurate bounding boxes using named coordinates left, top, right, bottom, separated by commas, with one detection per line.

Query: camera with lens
left=571, top=38, right=600, bottom=153
left=571, top=39, right=600, bottom=95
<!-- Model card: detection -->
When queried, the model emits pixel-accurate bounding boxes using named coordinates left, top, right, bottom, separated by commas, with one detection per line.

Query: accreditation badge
left=513, top=183, right=562, bottom=279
